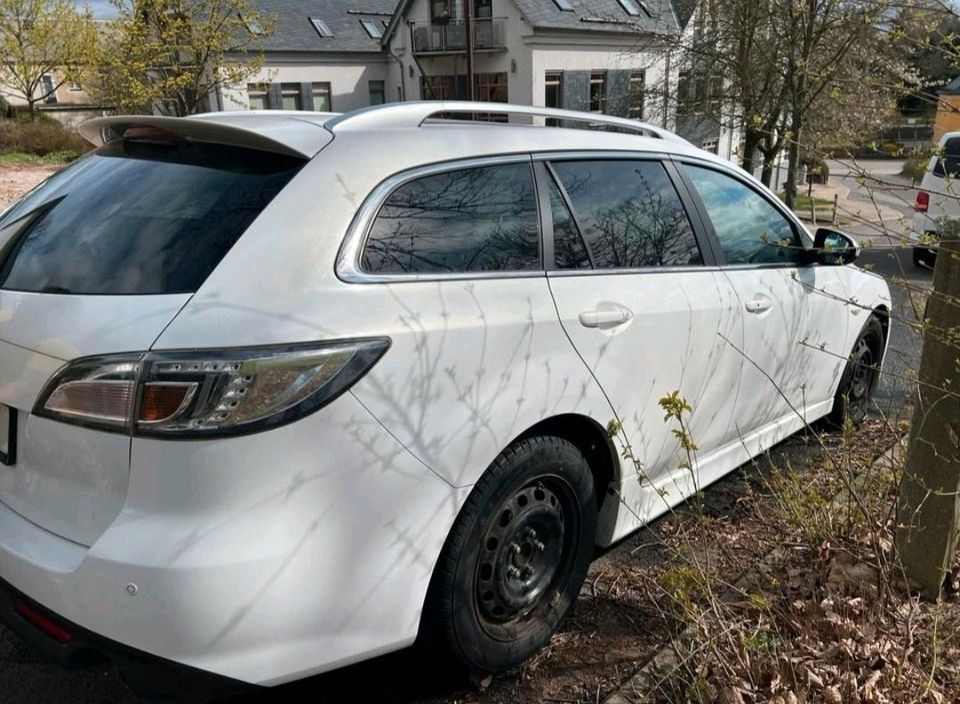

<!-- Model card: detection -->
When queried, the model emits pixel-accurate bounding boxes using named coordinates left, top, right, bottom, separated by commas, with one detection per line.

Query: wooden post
left=832, top=194, right=839, bottom=226
left=896, top=229, right=960, bottom=599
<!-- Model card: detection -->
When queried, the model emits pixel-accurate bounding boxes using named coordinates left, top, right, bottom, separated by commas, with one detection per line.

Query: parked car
left=912, top=130, right=960, bottom=268
left=0, top=102, right=890, bottom=696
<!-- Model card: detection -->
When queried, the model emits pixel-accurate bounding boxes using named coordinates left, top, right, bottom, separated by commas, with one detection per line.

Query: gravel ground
left=0, top=167, right=57, bottom=210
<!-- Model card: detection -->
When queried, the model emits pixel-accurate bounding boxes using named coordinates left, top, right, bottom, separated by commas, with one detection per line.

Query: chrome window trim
left=335, top=154, right=543, bottom=284
left=548, top=265, right=721, bottom=277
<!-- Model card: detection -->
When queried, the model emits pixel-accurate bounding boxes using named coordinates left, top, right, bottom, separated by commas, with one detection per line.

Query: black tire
left=422, top=435, right=596, bottom=673
left=827, top=315, right=884, bottom=427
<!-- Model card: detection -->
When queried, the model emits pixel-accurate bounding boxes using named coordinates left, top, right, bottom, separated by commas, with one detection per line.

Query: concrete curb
left=602, top=441, right=903, bottom=704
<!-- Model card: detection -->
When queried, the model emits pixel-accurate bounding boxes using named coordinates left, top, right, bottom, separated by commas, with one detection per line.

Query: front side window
left=550, top=160, right=702, bottom=269
left=683, top=165, right=802, bottom=265
left=361, top=163, right=540, bottom=275
left=0, top=140, right=303, bottom=295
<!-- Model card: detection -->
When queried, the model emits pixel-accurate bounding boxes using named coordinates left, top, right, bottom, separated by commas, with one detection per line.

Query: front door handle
left=744, top=297, right=773, bottom=314
left=579, top=308, right=633, bottom=328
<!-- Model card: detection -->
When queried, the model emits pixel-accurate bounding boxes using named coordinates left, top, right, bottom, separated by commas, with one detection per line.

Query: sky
left=84, top=1, right=118, bottom=19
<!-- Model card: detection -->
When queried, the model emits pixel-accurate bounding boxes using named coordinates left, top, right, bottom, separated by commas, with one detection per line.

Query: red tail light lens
left=915, top=190, right=929, bottom=213
left=35, top=339, right=390, bottom=438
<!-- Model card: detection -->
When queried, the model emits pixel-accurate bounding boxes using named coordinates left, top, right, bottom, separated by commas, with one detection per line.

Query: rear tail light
left=915, top=190, right=929, bottom=213
left=35, top=339, right=390, bottom=438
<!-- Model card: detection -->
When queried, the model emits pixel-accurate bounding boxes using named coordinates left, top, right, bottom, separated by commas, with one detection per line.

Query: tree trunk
left=896, top=230, right=960, bottom=600
left=760, top=156, right=775, bottom=188
left=741, top=129, right=761, bottom=176
left=784, top=117, right=801, bottom=208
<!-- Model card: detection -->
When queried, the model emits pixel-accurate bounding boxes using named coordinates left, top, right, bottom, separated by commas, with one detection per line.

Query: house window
left=701, top=139, right=719, bottom=154
left=552, top=0, right=574, bottom=10
left=360, top=18, right=383, bottom=39
left=369, top=80, right=385, bottom=105
left=40, top=74, right=57, bottom=104
left=475, top=0, right=492, bottom=18
left=312, top=83, right=331, bottom=111
left=628, top=71, right=644, bottom=119
left=589, top=72, right=605, bottom=113
left=617, top=0, right=642, bottom=15
left=431, top=0, right=451, bottom=20
left=476, top=72, right=507, bottom=103
left=310, top=18, right=333, bottom=37
left=422, top=75, right=462, bottom=100
left=247, top=83, right=269, bottom=110
left=68, top=81, right=83, bottom=92
left=545, top=72, right=562, bottom=109
left=281, top=83, right=302, bottom=110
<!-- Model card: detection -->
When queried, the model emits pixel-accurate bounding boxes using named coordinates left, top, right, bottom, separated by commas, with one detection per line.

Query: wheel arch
left=512, top=413, right=620, bottom=512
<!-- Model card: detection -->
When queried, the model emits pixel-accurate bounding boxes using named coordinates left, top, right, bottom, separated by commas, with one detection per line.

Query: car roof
left=79, top=102, right=729, bottom=167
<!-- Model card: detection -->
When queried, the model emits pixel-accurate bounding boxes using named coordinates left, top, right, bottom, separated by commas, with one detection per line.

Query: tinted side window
left=0, top=141, right=303, bottom=295
left=361, top=163, right=540, bottom=274
left=934, top=137, right=960, bottom=177
left=684, top=165, right=801, bottom=265
left=551, top=160, right=702, bottom=269
left=547, top=173, right=590, bottom=270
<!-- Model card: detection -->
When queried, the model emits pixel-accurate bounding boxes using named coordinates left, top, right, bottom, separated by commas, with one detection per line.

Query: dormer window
left=617, top=0, right=652, bottom=16
left=552, top=0, right=573, bottom=10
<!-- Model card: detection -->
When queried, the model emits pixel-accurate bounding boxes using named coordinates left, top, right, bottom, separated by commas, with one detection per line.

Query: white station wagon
left=0, top=102, right=890, bottom=695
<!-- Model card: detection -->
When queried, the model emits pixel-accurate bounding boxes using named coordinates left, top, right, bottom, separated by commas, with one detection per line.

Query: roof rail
left=326, top=101, right=689, bottom=143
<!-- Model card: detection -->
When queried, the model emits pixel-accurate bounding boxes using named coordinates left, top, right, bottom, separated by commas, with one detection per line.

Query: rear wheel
left=827, top=316, right=884, bottom=427
left=422, top=436, right=596, bottom=673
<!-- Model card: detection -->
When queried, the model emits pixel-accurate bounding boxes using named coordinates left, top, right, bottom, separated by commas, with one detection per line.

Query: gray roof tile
left=253, top=0, right=399, bottom=53
left=512, top=0, right=680, bottom=35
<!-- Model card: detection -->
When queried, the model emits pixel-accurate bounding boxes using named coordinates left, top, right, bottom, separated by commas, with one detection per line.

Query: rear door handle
left=579, top=308, right=633, bottom=328
left=744, top=297, right=773, bottom=314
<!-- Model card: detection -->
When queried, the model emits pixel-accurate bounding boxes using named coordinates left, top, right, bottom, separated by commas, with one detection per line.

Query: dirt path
left=0, top=166, right=58, bottom=210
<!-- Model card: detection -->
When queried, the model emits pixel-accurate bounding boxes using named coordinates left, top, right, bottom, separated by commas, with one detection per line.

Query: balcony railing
left=411, top=18, right=507, bottom=54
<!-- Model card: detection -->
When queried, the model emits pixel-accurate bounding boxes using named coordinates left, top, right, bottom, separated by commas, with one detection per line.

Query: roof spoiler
left=78, top=115, right=320, bottom=159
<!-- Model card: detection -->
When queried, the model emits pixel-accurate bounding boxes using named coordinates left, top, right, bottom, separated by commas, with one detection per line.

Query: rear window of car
left=0, top=140, right=304, bottom=295
left=360, top=162, right=541, bottom=275
left=934, top=137, right=960, bottom=177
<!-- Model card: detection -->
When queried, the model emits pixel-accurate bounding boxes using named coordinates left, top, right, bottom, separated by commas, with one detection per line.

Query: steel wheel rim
left=845, top=333, right=879, bottom=416
left=474, top=475, right=579, bottom=642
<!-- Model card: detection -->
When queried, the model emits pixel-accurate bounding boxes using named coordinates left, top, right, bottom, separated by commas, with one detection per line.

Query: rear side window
left=361, top=163, right=540, bottom=275
left=934, top=137, right=960, bottom=177
left=0, top=141, right=303, bottom=295
left=546, top=173, right=590, bottom=270
left=550, top=160, right=702, bottom=269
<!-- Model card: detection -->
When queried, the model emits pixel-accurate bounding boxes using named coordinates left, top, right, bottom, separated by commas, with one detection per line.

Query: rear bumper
left=0, top=577, right=250, bottom=698
left=0, top=393, right=464, bottom=686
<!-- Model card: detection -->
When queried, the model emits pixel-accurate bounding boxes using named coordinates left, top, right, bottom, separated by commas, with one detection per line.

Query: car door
left=677, top=161, right=849, bottom=446
left=540, top=155, right=744, bottom=512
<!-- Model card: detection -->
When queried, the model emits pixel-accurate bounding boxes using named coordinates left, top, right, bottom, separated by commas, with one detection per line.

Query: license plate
left=0, top=405, right=16, bottom=466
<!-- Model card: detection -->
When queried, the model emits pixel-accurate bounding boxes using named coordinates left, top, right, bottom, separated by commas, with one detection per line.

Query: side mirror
left=813, top=227, right=859, bottom=266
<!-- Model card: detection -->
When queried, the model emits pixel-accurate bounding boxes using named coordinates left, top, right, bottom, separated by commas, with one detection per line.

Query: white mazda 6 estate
left=0, top=102, right=890, bottom=695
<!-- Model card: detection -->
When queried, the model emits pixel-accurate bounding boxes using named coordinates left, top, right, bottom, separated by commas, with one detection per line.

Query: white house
left=219, top=0, right=397, bottom=113
left=220, top=0, right=687, bottom=130
left=382, top=0, right=682, bottom=128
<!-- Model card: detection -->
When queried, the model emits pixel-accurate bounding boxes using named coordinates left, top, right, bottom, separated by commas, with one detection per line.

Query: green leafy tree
left=99, top=0, right=276, bottom=116
left=0, top=0, right=99, bottom=118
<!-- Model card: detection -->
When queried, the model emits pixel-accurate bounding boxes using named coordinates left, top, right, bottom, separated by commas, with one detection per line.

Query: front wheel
left=422, top=436, right=596, bottom=673
left=827, top=316, right=884, bottom=427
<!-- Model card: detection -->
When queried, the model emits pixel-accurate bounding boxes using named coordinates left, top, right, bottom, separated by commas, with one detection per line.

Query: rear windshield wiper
left=40, top=286, right=73, bottom=294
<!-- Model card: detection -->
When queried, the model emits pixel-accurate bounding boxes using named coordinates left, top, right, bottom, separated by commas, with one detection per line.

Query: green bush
left=901, top=153, right=930, bottom=181
left=0, top=119, right=89, bottom=159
